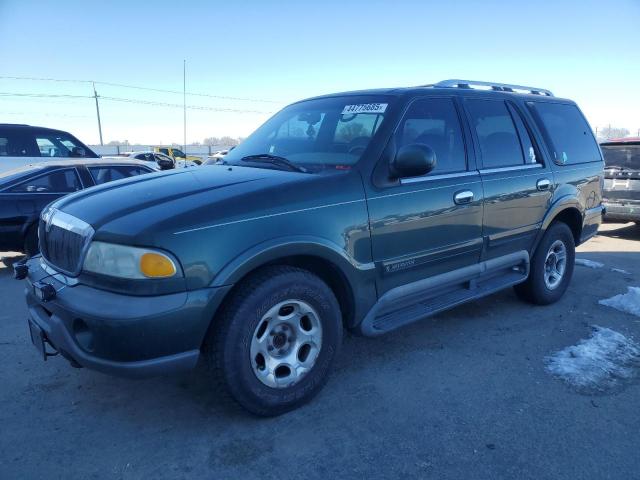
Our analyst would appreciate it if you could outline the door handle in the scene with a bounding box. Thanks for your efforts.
[454,190,474,205]
[537,178,551,191]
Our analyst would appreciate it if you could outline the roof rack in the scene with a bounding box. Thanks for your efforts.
[427,79,553,97]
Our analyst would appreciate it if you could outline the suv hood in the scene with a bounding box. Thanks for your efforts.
[54,165,313,237]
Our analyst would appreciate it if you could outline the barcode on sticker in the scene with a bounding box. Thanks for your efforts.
[341,103,387,115]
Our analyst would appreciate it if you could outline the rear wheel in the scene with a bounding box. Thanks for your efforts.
[205,266,342,416]
[514,222,575,305]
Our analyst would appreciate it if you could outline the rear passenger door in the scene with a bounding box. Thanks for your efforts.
[367,97,483,295]
[463,98,553,259]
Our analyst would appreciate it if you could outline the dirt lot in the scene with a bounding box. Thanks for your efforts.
[1,223,640,480]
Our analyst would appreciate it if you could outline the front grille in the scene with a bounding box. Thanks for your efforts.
[39,209,94,276]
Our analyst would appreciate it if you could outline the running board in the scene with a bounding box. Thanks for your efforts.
[359,251,529,337]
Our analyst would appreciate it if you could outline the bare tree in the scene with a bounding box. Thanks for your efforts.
[219,136,240,146]
[599,126,630,140]
[203,137,221,145]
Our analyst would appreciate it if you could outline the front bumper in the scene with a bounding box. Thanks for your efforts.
[23,256,231,378]
[603,201,640,222]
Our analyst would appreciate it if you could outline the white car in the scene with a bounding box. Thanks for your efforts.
[0,124,99,174]
[204,148,234,165]
[102,151,198,171]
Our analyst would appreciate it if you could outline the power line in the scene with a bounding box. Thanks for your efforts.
[0,75,282,103]
[0,91,274,114]
[0,92,92,99]
[100,95,273,114]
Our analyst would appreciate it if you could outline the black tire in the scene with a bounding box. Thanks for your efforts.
[24,224,39,257]
[205,265,342,416]
[514,222,575,305]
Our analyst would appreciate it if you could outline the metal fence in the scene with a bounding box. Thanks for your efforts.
[89,144,234,157]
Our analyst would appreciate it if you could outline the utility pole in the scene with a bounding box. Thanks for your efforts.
[93,82,104,146]
[183,60,186,154]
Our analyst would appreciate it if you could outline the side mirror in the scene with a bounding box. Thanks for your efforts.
[390,144,437,179]
[70,146,86,157]
[157,159,174,170]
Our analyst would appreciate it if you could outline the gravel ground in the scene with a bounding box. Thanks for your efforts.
[1,223,640,480]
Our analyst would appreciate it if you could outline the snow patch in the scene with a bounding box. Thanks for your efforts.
[575,258,604,269]
[545,326,640,393]
[611,268,631,275]
[599,287,640,317]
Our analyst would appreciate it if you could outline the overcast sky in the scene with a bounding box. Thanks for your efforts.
[0,0,638,145]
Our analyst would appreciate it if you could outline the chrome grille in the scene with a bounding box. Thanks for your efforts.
[40,208,94,276]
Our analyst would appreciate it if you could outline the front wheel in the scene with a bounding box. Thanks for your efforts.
[514,222,575,305]
[205,266,342,416]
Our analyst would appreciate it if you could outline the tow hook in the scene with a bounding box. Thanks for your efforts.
[13,262,28,280]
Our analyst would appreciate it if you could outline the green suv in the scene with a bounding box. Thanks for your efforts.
[20,80,604,415]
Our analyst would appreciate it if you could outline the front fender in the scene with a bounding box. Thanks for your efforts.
[209,235,378,328]
[211,235,375,287]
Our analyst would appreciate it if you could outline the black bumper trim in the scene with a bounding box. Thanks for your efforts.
[28,303,200,378]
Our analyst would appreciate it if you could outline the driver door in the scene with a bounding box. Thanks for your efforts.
[365,97,484,295]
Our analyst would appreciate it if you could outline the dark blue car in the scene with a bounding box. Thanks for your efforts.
[0,159,155,255]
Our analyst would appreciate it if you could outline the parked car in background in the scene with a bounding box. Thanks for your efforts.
[600,138,640,224]
[204,148,231,165]
[102,151,176,170]
[152,146,203,165]
[0,124,99,174]
[0,159,155,256]
[21,80,603,416]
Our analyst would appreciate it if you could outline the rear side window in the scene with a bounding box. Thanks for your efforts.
[397,98,466,174]
[88,165,151,185]
[466,99,527,168]
[9,169,81,193]
[529,102,601,165]
[0,130,34,157]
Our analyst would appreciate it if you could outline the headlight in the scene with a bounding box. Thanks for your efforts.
[83,241,180,279]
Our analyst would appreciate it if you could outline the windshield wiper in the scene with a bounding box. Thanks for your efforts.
[241,154,308,173]
[605,165,626,171]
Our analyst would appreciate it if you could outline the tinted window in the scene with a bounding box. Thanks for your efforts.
[507,104,539,165]
[0,130,33,157]
[466,99,526,168]
[9,169,81,193]
[88,165,151,185]
[601,145,640,170]
[529,102,601,164]
[397,98,466,174]
[34,132,91,158]
[134,153,154,162]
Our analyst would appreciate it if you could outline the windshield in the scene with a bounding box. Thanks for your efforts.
[223,96,392,171]
[601,144,640,170]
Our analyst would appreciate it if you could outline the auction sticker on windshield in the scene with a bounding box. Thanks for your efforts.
[341,103,388,114]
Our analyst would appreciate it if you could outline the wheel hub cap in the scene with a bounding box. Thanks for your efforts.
[250,300,323,389]
[544,239,567,290]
